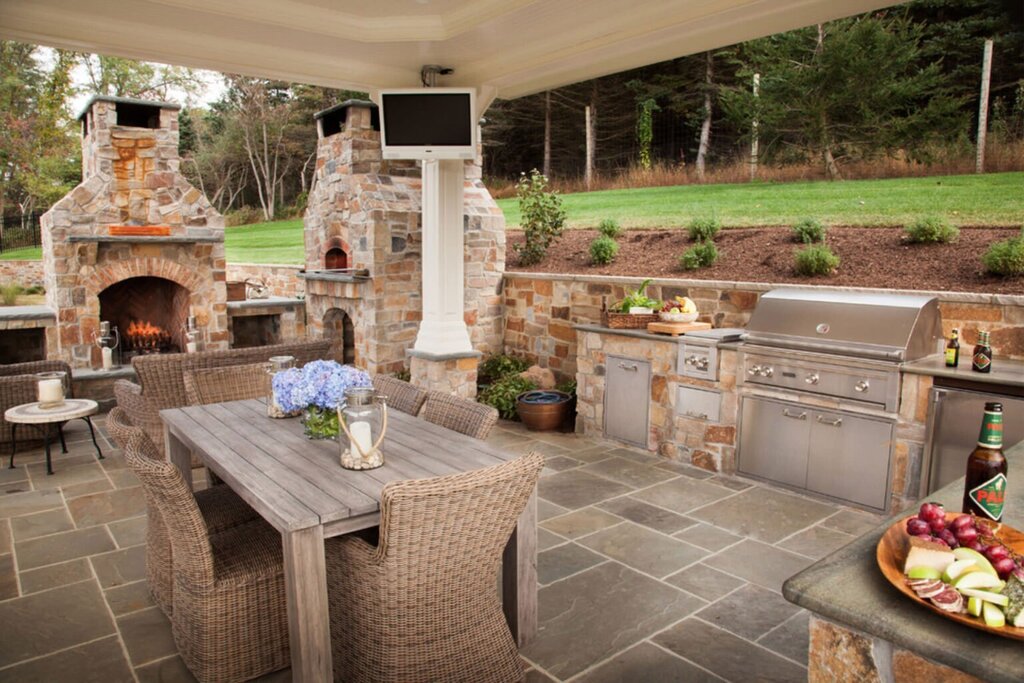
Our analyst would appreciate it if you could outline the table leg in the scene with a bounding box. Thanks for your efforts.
[282,526,332,682]
[43,424,53,475]
[8,425,16,469]
[82,417,103,460]
[58,423,67,454]
[163,424,193,491]
[503,488,538,647]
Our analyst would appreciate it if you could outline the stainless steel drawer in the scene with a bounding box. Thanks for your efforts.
[604,355,651,448]
[738,396,811,488]
[805,409,893,510]
[676,386,720,422]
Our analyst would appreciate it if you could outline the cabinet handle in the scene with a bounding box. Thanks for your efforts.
[782,409,807,420]
[685,410,709,419]
[618,363,638,372]
[854,380,870,393]
[816,415,843,427]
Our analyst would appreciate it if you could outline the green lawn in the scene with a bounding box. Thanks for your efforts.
[3,173,1021,265]
[498,172,1024,229]
[0,245,42,260]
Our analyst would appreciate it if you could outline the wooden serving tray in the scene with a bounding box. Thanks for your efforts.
[646,321,712,336]
[876,513,1024,640]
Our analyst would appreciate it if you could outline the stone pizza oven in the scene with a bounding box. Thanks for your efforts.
[40,96,228,368]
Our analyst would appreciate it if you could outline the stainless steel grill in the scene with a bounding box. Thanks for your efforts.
[736,288,943,512]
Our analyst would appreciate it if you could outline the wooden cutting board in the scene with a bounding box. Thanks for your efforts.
[646,321,712,336]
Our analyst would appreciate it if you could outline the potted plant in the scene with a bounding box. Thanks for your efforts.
[617,278,661,314]
[516,389,573,432]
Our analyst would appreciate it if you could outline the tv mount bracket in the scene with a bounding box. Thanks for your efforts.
[420,65,454,87]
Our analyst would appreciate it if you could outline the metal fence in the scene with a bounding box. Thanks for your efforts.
[0,212,43,254]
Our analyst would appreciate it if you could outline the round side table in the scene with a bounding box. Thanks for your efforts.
[5,399,104,475]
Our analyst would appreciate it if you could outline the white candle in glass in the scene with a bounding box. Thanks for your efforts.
[186,341,197,353]
[349,421,373,456]
[101,346,113,370]
[38,378,63,405]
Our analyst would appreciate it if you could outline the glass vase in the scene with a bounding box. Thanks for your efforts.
[267,355,299,418]
[302,406,339,440]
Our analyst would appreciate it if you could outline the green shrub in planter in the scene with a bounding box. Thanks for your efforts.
[597,218,622,239]
[679,240,719,270]
[687,216,721,242]
[589,235,620,265]
[905,216,959,244]
[0,283,23,306]
[478,374,537,420]
[795,245,840,276]
[791,218,826,243]
[478,354,529,385]
[982,228,1024,277]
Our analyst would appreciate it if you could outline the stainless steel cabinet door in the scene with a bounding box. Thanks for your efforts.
[806,410,893,510]
[604,355,651,448]
[738,397,812,487]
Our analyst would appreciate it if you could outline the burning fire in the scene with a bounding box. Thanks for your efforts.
[126,320,172,351]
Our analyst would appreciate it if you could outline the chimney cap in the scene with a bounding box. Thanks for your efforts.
[77,95,181,121]
[313,99,377,121]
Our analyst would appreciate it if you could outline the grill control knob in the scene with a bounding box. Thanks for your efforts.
[696,358,709,370]
[855,380,870,393]
[762,366,774,377]
[748,365,761,377]
[805,373,820,385]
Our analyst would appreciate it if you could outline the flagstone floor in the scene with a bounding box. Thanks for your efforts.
[0,415,885,682]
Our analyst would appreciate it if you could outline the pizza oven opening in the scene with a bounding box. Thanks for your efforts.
[324,246,349,270]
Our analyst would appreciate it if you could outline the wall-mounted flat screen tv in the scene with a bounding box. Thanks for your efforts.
[379,88,476,160]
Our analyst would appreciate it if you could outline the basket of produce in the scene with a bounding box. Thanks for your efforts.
[604,279,661,329]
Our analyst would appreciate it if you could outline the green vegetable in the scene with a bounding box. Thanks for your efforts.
[616,278,661,312]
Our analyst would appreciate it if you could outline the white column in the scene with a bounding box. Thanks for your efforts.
[414,158,473,355]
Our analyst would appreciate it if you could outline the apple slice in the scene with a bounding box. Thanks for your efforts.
[968,596,984,617]
[953,571,1004,591]
[982,602,1006,628]
[959,588,1009,607]
[941,558,977,583]
[952,547,998,577]
[907,566,942,580]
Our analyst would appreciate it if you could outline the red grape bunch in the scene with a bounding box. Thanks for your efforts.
[904,502,1022,579]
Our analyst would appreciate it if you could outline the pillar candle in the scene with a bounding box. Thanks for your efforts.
[349,421,373,456]
[38,378,63,405]
[186,340,197,353]
[101,346,113,371]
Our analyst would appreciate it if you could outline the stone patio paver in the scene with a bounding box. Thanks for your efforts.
[0,416,888,681]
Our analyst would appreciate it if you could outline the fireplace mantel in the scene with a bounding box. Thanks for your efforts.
[66,235,222,244]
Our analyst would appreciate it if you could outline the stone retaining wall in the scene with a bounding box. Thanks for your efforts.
[503,273,1024,378]
[226,263,304,298]
[0,261,44,287]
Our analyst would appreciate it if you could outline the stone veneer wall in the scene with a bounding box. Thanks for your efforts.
[226,263,304,299]
[0,261,44,288]
[504,273,1024,378]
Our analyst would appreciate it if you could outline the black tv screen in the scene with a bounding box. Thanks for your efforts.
[381,92,473,147]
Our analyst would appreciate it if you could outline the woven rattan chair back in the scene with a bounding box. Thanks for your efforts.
[0,360,73,397]
[371,375,427,416]
[105,407,141,449]
[421,390,499,440]
[183,362,270,406]
[123,433,215,587]
[113,379,165,456]
[1,361,74,448]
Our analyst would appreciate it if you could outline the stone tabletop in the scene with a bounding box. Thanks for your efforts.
[783,440,1024,683]
[4,399,99,424]
[902,355,1024,389]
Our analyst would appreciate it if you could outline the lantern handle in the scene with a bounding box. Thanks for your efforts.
[336,400,388,460]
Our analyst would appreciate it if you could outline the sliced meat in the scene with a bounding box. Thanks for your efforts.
[931,589,965,613]
[908,579,947,599]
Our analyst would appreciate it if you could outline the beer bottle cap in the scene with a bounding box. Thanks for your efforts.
[984,402,1003,412]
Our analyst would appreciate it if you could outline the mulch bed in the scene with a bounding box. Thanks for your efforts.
[506,226,1024,294]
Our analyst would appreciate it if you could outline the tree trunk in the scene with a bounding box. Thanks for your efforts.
[695,51,713,180]
[543,90,552,177]
[823,146,842,180]
[975,39,994,173]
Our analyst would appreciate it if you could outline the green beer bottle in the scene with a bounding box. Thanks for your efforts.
[962,402,1007,522]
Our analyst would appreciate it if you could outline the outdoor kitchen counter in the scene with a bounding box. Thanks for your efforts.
[573,323,743,350]
[784,439,1024,682]
[902,354,1024,389]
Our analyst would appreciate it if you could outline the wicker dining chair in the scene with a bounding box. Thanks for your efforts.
[371,374,427,416]
[421,390,499,440]
[183,362,271,406]
[122,433,289,682]
[107,408,258,618]
[1,360,73,451]
[324,450,543,683]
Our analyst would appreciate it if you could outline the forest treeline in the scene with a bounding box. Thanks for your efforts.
[1,0,1022,223]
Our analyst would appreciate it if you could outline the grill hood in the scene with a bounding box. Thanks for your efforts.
[744,289,943,362]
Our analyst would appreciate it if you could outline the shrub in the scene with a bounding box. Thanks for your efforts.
[0,283,23,306]
[225,206,265,227]
[514,170,567,265]
[23,284,44,295]
[791,218,827,243]
[556,378,577,396]
[478,374,537,420]
[393,369,411,382]
[589,235,619,265]
[679,241,719,270]
[597,218,622,239]
[687,216,721,242]
[982,228,1024,277]
[905,216,959,244]
[478,354,529,385]
[795,245,840,276]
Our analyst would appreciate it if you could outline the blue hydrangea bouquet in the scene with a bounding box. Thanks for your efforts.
[270,360,372,439]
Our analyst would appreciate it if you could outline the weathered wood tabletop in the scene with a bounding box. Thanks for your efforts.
[161,398,537,682]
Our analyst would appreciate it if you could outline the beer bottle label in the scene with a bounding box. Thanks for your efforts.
[973,351,991,370]
[945,348,957,365]
[978,410,1004,448]
[968,473,1006,521]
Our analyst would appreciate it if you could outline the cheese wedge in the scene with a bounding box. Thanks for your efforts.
[903,536,955,576]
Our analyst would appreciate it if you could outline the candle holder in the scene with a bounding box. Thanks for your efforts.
[93,321,120,371]
[36,371,67,409]
[337,387,387,470]
[183,315,202,353]
[266,355,299,418]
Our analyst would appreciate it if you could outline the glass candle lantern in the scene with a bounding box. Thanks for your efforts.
[266,355,297,418]
[36,371,66,409]
[338,387,387,470]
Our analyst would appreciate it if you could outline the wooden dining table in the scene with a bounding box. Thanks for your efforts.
[161,398,537,682]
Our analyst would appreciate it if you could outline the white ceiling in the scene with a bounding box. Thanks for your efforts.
[0,0,899,102]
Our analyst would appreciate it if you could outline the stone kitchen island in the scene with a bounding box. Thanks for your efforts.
[784,439,1024,682]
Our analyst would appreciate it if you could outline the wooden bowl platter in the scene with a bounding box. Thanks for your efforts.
[876,512,1024,640]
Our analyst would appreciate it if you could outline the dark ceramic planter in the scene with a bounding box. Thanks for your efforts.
[516,390,572,431]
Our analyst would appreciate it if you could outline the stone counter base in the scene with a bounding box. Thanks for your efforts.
[808,616,983,683]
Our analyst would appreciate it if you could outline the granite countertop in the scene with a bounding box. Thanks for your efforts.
[902,355,1024,389]
[784,440,1024,682]
[574,323,683,344]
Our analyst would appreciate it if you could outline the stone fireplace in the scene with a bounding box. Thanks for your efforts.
[40,96,228,368]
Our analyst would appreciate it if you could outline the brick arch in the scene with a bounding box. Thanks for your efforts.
[85,257,204,296]
[323,236,352,269]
